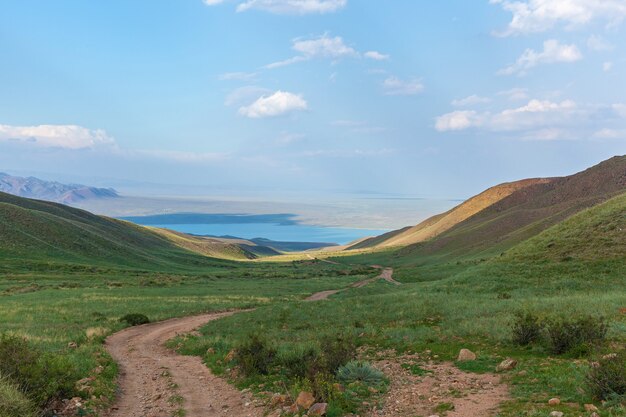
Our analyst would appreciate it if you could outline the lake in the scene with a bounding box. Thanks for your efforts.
[122,213,388,245]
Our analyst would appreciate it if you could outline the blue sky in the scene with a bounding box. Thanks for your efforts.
[1,0,625,199]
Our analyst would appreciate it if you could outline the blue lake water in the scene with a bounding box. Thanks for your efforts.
[122,213,388,245]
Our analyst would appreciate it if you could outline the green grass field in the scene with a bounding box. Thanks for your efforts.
[0,190,624,416]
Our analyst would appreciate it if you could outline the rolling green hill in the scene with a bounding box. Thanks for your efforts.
[367,156,626,261]
[0,192,239,271]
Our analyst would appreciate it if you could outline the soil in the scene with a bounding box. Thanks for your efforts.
[305,267,398,301]
[366,351,509,417]
[105,312,263,417]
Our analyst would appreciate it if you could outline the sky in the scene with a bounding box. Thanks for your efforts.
[1,0,625,199]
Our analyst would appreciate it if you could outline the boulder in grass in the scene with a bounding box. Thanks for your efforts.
[457,348,476,361]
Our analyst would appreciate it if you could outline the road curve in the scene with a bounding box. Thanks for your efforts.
[105,312,262,417]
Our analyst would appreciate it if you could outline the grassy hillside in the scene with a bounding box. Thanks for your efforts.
[0,192,236,271]
[350,178,552,249]
[394,155,626,260]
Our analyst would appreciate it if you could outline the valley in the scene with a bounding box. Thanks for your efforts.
[0,156,625,417]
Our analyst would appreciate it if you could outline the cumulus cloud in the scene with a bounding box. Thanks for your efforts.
[238,91,308,118]
[0,124,115,149]
[491,0,626,36]
[499,39,582,76]
[498,87,530,101]
[382,77,424,96]
[452,95,492,107]
[266,34,358,68]
[204,0,347,14]
[364,51,390,61]
[435,111,481,131]
[436,97,626,140]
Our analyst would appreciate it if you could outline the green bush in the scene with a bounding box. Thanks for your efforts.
[0,334,79,408]
[235,335,276,376]
[511,311,544,346]
[546,315,608,355]
[281,346,319,379]
[587,351,626,400]
[0,375,36,417]
[337,361,385,386]
[318,334,356,374]
[119,313,150,326]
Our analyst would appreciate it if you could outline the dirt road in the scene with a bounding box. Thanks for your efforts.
[305,267,398,301]
[105,312,262,417]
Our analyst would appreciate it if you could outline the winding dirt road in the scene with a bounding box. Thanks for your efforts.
[305,267,398,301]
[105,312,262,417]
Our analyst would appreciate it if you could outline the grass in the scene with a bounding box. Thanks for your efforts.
[0,186,625,416]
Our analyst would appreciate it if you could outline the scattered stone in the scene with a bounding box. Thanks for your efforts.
[308,402,328,416]
[206,348,215,354]
[549,412,563,417]
[295,391,315,410]
[584,404,599,412]
[591,413,600,417]
[496,358,518,372]
[602,353,618,360]
[68,342,78,349]
[548,398,561,406]
[270,393,288,407]
[333,383,345,392]
[457,349,476,361]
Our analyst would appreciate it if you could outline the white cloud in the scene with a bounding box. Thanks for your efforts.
[592,128,626,139]
[491,0,626,36]
[238,91,308,118]
[332,120,386,134]
[452,95,492,107]
[382,77,424,96]
[218,72,258,81]
[266,34,357,68]
[436,98,626,140]
[204,0,347,15]
[499,39,582,76]
[364,51,390,61]
[497,87,530,101]
[587,35,614,51]
[603,61,613,72]
[225,86,271,106]
[236,0,347,14]
[435,111,482,131]
[0,124,115,149]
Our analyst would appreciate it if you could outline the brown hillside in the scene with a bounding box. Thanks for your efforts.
[349,178,553,249]
[400,155,626,258]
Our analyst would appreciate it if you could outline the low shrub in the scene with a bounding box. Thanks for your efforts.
[0,334,79,408]
[318,334,356,374]
[546,315,608,355]
[119,313,150,326]
[0,375,36,417]
[235,335,276,376]
[511,311,544,346]
[337,361,385,386]
[587,351,626,400]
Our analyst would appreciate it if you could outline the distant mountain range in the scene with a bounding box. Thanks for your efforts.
[0,172,118,204]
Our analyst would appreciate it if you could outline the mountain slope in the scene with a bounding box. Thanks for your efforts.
[0,192,239,270]
[496,191,626,262]
[349,178,552,249]
[0,172,118,204]
[397,155,626,259]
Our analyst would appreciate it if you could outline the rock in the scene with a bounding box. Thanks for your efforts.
[224,349,236,363]
[206,348,215,354]
[548,398,560,406]
[295,391,315,410]
[270,393,288,407]
[591,413,600,417]
[549,412,563,417]
[308,402,328,416]
[457,348,476,361]
[602,353,618,360]
[68,342,78,349]
[584,404,598,412]
[333,383,345,392]
[496,358,518,372]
